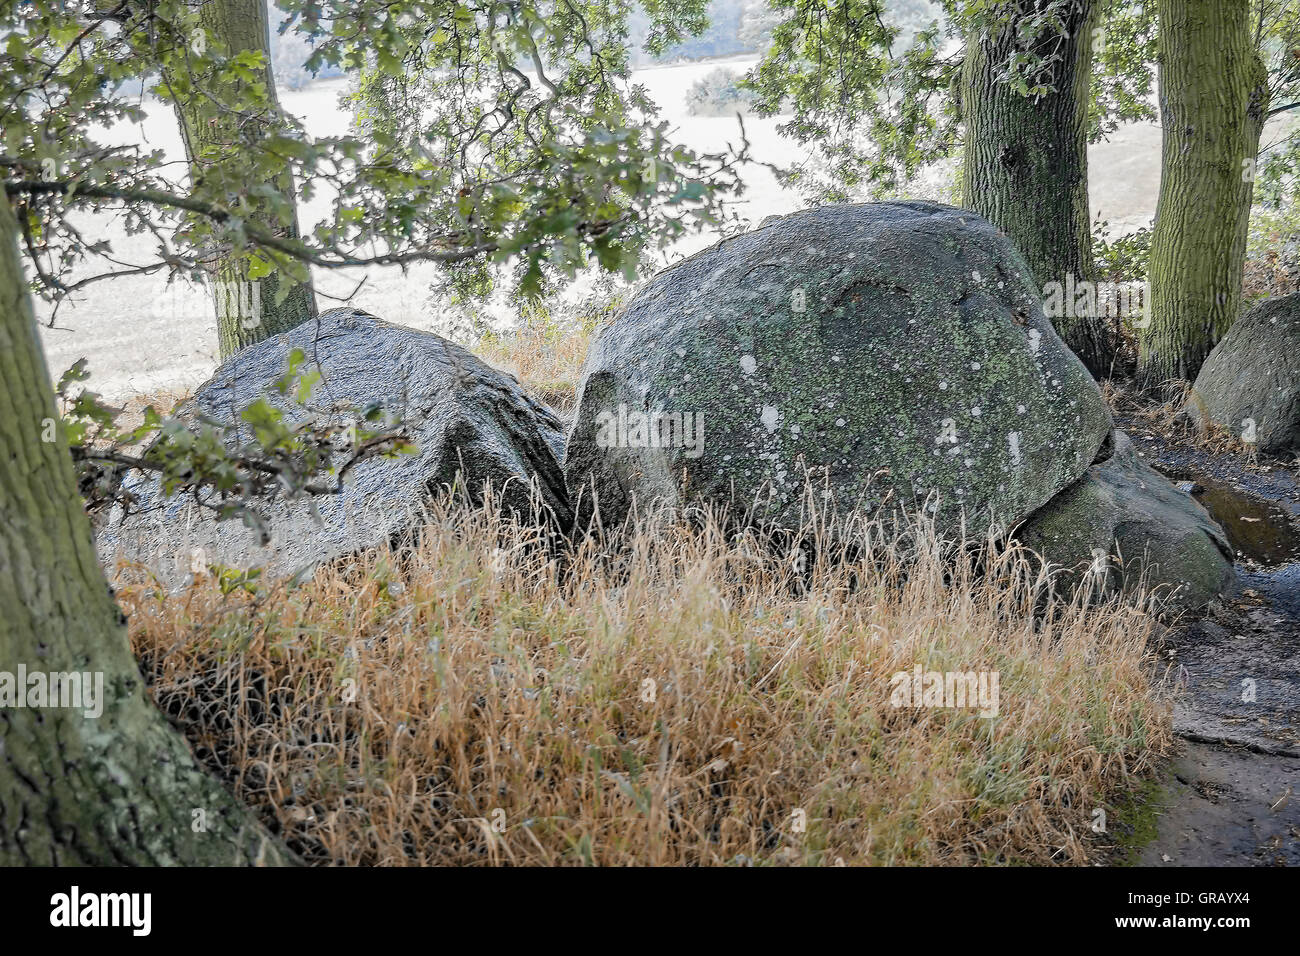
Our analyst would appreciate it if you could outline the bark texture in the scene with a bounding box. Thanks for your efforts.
[962,1,1104,376]
[1141,0,1269,385]
[0,196,293,865]
[169,0,316,358]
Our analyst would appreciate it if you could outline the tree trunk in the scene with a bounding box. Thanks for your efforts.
[1141,0,1268,386]
[169,0,317,359]
[962,0,1106,376]
[0,196,294,865]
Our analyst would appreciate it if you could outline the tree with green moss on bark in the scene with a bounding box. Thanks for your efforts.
[162,0,319,357]
[1139,0,1281,385]
[744,0,1300,384]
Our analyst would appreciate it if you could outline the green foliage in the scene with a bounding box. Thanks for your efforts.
[746,0,962,201]
[214,564,266,596]
[3,0,742,310]
[748,1,951,200]
[1257,0,1300,120]
[1201,3,1300,303]
[741,0,1121,202]
[333,0,746,301]
[1246,177,1300,301]
[1089,0,1158,140]
[1092,218,1152,283]
[623,1,718,60]
[742,0,1298,205]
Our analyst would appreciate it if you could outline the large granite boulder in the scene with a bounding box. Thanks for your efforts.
[565,201,1112,533]
[1188,293,1300,453]
[1017,431,1235,612]
[96,308,570,586]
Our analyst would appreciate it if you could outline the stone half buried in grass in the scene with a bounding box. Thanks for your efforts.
[94,307,571,588]
[564,200,1112,535]
[1187,292,1300,454]
[1016,430,1235,613]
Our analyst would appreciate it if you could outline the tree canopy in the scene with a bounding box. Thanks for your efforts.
[3,0,745,314]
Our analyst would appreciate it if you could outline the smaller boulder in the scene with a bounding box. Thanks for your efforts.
[1017,431,1234,612]
[1188,293,1300,453]
[95,308,570,587]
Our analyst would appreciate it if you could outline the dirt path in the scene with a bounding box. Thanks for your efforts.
[1136,741,1300,865]
[1117,413,1300,865]
[1139,574,1300,865]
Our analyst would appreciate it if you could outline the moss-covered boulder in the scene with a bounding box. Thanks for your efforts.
[1017,431,1235,611]
[564,201,1112,533]
[1188,293,1300,453]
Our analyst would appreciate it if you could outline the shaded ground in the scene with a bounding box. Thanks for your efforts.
[1116,410,1300,864]
[1136,742,1300,866]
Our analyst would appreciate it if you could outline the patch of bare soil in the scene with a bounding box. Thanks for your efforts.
[1137,742,1300,866]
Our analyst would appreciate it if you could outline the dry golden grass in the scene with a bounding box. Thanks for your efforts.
[1103,379,1254,460]
[472,300,611,413]
[116,495,1173,866]
[116,388,192,430]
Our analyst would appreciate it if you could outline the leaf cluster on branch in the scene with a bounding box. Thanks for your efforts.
[3,0,746,310]
[59,350,414,544]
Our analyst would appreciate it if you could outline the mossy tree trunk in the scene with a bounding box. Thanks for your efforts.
[962,0,1106,377]
[0,196,293,865]
[1141,0,1268,386]
[169,0,317,359]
